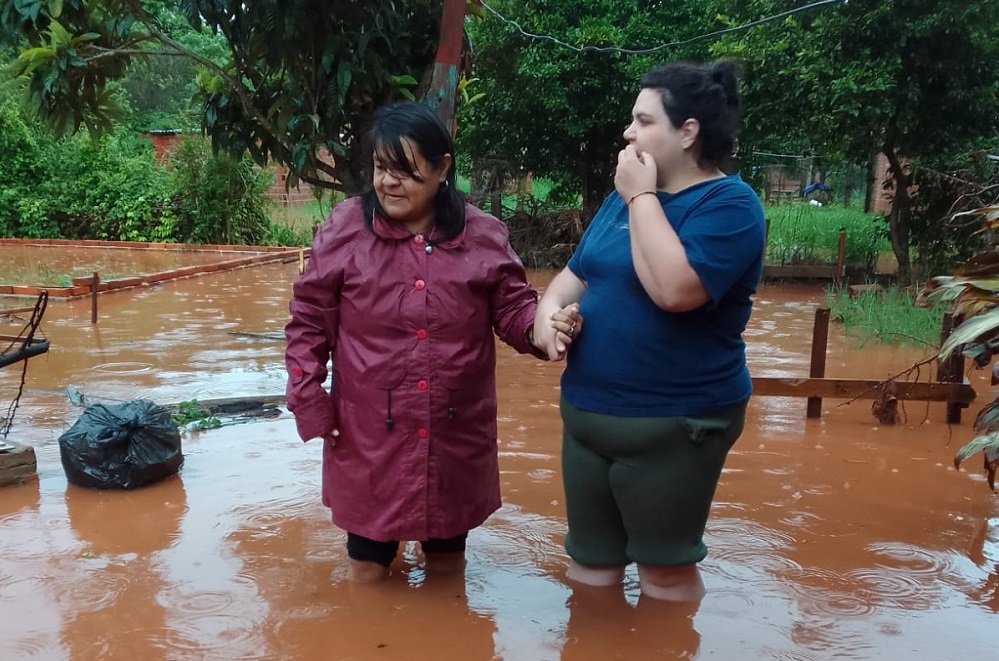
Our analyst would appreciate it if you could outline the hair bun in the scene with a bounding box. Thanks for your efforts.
[710,61,739,108]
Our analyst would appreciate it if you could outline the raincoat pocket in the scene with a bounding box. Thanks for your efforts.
[367,359,408,432]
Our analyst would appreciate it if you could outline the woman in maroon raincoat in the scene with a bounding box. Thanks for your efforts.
[285,102,581,582]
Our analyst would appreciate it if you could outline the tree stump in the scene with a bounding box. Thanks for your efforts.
[0,441,37,487]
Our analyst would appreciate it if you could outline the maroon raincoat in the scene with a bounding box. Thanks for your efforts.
[285,197,541,541]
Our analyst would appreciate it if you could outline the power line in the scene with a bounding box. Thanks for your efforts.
[478,0,849,55]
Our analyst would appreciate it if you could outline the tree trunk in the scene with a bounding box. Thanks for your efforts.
[424,0,465,134]
[579,129,617,224]
[883,145,912,284]
[864,154,877,213]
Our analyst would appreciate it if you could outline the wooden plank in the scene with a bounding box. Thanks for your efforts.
[752,377,976,404]
[807,308,830,418]
[0,442,37,487]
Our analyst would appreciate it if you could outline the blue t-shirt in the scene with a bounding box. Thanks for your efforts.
[561,175,766,416]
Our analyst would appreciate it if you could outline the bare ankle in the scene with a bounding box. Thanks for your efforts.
[637,563,705,602]
[566,560,626,587]
[348,559,389,583]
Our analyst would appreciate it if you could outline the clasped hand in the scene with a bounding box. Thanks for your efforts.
[534,303,583,362]
[615,145,658,202]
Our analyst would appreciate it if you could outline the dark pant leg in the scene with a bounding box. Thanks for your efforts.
[346,532,400,567]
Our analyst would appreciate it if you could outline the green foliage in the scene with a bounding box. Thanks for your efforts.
[905,143,999,281]
[171,399,221,429]
[765,202,887,268]
[259,222,313,248]
[0,98,173,241]
[166,137,272,245]
[3,0,449,194]
[713,0,999,282]
[458,0,721,220]
[825,286,943,348]
[0,98,287,245]
[917,198,999,488]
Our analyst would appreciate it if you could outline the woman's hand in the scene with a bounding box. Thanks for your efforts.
[543,303,582,361]
[615,145,658,202]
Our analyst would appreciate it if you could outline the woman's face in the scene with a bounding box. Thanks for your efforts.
[372,138,451,228]
[622,88,698,183]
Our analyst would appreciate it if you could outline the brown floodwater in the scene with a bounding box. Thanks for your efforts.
[0,245,271,286]
[1,264,997,660]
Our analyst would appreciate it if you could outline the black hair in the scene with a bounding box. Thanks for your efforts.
[640,61,740,170]
[362,102,465,243]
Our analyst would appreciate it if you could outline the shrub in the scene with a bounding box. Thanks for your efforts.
[167,138,272,245]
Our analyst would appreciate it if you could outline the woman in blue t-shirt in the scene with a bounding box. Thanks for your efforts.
[533,61,766,602]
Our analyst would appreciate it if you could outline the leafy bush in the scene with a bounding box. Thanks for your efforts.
[0,100,172,241]
[167,138,272,245]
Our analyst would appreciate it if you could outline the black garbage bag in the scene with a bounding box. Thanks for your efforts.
[59,400,183,489]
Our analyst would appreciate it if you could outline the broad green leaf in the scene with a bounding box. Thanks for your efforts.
[47,19,71,45]
[939,307,999,360]
[973,399,999,433]
[954,431,999,467]
[390,74,418,86]
[336,59,352,96]
[47,0,62,18]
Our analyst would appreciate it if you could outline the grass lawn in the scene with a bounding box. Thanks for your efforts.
[765,201,889,268]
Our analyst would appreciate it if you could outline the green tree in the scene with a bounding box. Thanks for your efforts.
[713,0,999,283]
[117,9,228,131]
[2,0,446,194]
[459,0,716,221]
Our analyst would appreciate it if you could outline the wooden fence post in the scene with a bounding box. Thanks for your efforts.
[91,271,100,324]
[834,227,846,284]
[937,313,965,424]
[807,307,831,418]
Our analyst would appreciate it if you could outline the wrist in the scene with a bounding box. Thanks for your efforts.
[627,190,658,206]
[525,325,550,361]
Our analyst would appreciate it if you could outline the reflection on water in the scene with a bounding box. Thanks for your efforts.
[0,245,267,285]
[1,267,997,659]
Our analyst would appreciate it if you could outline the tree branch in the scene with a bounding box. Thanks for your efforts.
[836,353,942,408]
[121,0,296,164]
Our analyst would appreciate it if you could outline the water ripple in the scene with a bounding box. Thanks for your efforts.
[868,541,954,574]
[847,567,933,609]
[92,361,153,374]
[51,564,132,611]
[777,566,878,617]
[166,590,237,614]
[705,519,802,585]
[0,636,58,660]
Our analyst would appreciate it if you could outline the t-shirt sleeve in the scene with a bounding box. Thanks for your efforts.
[680,186,766,304]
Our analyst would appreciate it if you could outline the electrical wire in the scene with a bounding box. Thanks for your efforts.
[478,0,848,55]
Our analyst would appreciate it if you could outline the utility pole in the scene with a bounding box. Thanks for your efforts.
[425,0,471,134]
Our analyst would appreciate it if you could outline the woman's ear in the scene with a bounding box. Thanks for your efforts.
[680,119,701,151]
[440,153,454,182]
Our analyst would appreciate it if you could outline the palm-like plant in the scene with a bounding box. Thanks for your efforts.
[918,203,999,488]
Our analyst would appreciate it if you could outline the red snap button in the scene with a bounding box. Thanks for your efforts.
[414,234,424,244]
[417,379,428,391]
[418,428,428,438]
[416,329,428,339]
[414,279,425,290]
